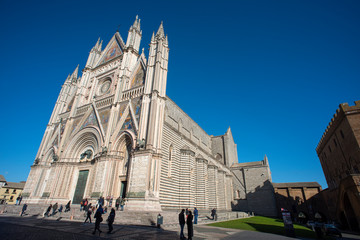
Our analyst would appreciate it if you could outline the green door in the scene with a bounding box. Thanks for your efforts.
[73,170,89,204]
[120,181,127,199]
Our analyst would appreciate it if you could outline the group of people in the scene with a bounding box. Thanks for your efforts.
[91,205,116,235]
[179,208,198,240]
[44,200,71,217]
[82,196,125,235]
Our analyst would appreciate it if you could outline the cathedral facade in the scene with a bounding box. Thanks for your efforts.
[23,17,275,213]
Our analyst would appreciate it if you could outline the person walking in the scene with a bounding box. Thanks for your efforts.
[179,209,185,240]
[52,202,58,216]
[120,198,125,211]
[107,208,116,234]
[58,205,63,214]
[115,197,120,210]
[194,207,198,224]
[84,205,93,223]
[187,210,194,240]
[65,200,71,212]
[93,205,104,235]
[21,204,27,216]
[44,204,52,217]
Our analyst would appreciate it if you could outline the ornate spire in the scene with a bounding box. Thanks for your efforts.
[133,15,141,32]
[155,21,165,39]
[151,32,155,42]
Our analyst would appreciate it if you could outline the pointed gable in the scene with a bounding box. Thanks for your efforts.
[130,65,145,89]
[101,39,122,64]
[80,111,99,130]
[121,112,134,131]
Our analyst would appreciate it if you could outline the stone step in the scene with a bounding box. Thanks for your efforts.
[0,204,250,226]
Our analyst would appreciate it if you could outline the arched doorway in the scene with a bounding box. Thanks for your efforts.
[116,133,133,199]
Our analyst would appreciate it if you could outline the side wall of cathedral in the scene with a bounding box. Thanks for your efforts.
[159,98,233,210]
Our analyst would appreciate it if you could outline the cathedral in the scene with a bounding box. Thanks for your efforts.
[23,17,276,214]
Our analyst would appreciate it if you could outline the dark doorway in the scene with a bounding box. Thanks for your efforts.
[120,181,127,199]
[73,170,89,204]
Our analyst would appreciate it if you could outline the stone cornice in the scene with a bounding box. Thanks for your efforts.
[196,158,208,164]
[180,148,195,156]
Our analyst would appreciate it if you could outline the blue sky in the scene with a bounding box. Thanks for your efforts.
[1,0,359,189]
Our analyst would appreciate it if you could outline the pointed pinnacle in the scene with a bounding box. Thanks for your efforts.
[156,21,165,38]
[151,32,155,42]
[95,37,100,48]
[72,65,79,78]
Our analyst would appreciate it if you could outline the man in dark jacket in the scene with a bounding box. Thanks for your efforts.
[179,209,185,239]
[93,206,104,235]
[107,208,116,233]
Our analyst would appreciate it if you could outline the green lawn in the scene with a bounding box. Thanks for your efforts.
[208,216,317,239]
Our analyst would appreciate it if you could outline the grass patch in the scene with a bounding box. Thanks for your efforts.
[208,216,317,239]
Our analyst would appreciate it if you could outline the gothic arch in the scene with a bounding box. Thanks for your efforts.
[112,130,137,153]
[63,127,102,161]
[43,147,56,165]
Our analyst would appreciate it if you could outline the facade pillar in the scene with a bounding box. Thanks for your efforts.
[195,158,208,209]
[207,164,218,209]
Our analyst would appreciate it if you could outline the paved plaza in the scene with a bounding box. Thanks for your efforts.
[0,214,360,240]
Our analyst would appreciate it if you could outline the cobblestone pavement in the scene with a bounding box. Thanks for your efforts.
[1,214,360,240]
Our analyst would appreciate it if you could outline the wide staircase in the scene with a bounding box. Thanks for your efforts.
[0,204,250,227]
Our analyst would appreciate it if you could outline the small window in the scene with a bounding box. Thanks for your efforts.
[340,130,345,139]
[12,189,16,194]
[5,189,9,193]
[10,196,14,200]
[333,139,337,147]
[168,145,173,177]
[328,146,332,153]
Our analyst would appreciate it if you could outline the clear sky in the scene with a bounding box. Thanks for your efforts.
[1,0,359,189]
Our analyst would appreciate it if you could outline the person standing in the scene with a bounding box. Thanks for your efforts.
[16,196,20,205]
[84,205,93,223]
[115,197,120,210]
[187,210,194,240]
[120,198,125,211]
[93,205,104,235]
[21,204,27,216]
[179,209,185,240]
[52,202,58,216]
[107,208,116,234]
[194,207,198,224]
[19,195,23,205]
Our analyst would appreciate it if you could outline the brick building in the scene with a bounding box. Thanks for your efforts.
[316,100,360,231]
[272,182,325,222]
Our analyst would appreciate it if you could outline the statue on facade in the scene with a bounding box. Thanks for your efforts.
[101,146,108,155]
[34,158,40,165]
[52,155,59,162]
[137,138,146,150]
[80,150,93,160]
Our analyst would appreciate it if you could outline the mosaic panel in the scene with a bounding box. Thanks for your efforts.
[118,103,127,123]
[80,111,99,130]
[72,118,81,133]
[121,113,134,131]
[67,97,75,112]
[102,40,122,64]
[131,97,142,125]
[99,108,110,133]
[130,67,145,89]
